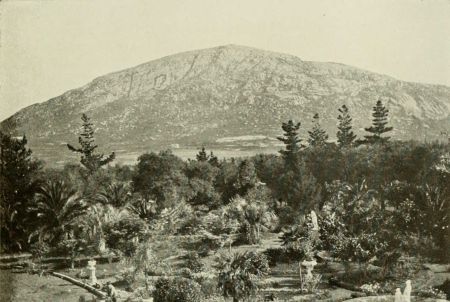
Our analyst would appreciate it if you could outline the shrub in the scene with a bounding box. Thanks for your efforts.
[215,251,270,302]
[153,277,202,302]
[192,272,218,298]
[104,216,148,256]
[184,251,203,273]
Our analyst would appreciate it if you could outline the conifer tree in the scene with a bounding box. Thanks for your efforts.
[363,99,393,144]
[277,120,303,168]
[336,105,357,147]
[208,151,219,167]
[67,114,115,174]
[308,113,328,147]
[196,146,209,162]
[0,132,41,251]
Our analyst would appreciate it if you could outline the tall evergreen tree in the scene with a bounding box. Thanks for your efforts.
[308,113,328,147]
[67,114,115,174]
[0,132,41,251]
[277,120,303,168]
[336,105,357,147]
[196,146,209,162]
[235,159,258,196]
[363,99,393,144]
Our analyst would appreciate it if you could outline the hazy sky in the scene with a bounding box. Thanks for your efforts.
[1,0,449,121]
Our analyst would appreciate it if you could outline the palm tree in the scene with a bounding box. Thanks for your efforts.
[226,196,277,244]
[95,182,131,208]
[216,251,270,302]
[28,180,88,244]
[82,203,127,253]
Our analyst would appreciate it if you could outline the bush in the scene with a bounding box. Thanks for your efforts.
[153,277,202,302]
[192,272,218,298]
[184,251,203,273]
[104,216,148,256]
[216,251,270,302]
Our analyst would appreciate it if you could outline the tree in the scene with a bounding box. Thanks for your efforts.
[235,159,258,196]
[0,132,41,252]
[67,114,115,174]
[277,120,303,169]
[308,113,328,147]
[363,100,393,144]
[337,105,357,147]
[132,150,189,210]
[226,192,277,244]
[196,146,209,162]
[208,151,219,167]
[28,180,88,245]
[216,251,270,302]
[95,182,131,208]
[184,160,220,209]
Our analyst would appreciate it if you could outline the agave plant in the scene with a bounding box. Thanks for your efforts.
[127,194,157,220]
[28,180,88,244]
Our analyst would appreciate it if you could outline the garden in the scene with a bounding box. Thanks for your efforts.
[1,102,449,301]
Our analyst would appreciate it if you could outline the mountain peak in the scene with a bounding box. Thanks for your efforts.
[3,46,450,164]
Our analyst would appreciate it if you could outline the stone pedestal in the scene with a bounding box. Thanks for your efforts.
[87,260,97,285]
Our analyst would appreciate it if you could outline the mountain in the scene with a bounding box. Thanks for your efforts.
[2,44,450,164]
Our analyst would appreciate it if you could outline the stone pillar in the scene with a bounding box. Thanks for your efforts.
[87,259,97,285]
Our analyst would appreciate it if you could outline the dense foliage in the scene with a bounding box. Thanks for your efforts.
[153,277,202,302]
[216,251,270,302]
[1,104,449,286]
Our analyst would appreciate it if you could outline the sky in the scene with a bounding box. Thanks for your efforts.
[1,0,450,121]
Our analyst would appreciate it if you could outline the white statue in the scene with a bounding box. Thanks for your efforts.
[87,259,97,285]
[301,259,317,279]
[394,280,411,302]
[403,280,411,302]
[310,210,319,231]
[394,288,402,302]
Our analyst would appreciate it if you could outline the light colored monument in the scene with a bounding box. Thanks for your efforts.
[394,288,402,302]
[403,280,411,302]
[310,210,319,231]
[301,259,317,279]
[87,259,97,285]
[394,280,412,302]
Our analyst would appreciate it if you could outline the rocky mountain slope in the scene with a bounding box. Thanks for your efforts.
[2,45,450,163]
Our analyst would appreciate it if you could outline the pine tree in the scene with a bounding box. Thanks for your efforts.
[0,132,41,251]
[363,99,393,144]
[196,146,209,162]
[67,114,115,174]
[308,113,328,147]
[208,151,219,167]
[277,120,303,168]
[336,105,357,147]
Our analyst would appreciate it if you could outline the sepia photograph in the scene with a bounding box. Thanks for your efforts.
[0,0,449,301]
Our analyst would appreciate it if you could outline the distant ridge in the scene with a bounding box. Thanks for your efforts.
[2,44,450,163]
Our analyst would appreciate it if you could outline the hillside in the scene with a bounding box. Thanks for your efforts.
[2,44,450,164]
